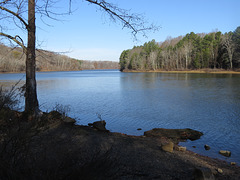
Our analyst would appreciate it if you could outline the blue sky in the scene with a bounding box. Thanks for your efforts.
[3,0,240,61]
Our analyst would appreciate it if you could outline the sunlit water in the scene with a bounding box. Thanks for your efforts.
[1,70,240,164]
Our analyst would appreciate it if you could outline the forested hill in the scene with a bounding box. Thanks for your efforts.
[120,26,240,71]
[0,44,119,73]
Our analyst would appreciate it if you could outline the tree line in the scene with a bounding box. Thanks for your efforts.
[0,44,119,72]
[120,27,240,71]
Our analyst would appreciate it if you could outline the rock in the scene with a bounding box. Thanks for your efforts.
[230,162,236,166]
[176,146,186,152]
[193,167,215,180]
[63,117,76,123]
[161,141,174,153]
[219,150,231,157]
[217,168,223,174]
[91,120,109,132]
[137,128,142,131]
[144,128,203,143]
[204,144,211,150]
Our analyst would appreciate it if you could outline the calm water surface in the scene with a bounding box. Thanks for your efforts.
[1,70,240,163]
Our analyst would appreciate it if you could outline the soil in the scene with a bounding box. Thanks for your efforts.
[0,109,239,180]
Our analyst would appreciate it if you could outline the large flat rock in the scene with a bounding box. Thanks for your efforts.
[144,128,203,143]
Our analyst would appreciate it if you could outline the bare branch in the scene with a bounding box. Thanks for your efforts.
[0,5,28,30]
[0,0,10,5]
[85,0,160,37]
[86,0,136,33]
[0,32,26,53]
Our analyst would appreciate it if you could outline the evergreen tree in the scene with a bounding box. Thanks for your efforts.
[232,26,240,67]
[119,28,240,71]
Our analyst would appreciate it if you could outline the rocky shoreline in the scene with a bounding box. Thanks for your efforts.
[0,109,239,179]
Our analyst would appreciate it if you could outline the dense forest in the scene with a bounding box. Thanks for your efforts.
[0,44,119,72]
[120,27,240,71]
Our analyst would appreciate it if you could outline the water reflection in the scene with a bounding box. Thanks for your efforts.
[119,72,240,162]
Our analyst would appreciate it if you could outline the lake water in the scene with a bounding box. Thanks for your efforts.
[0,70,240,164]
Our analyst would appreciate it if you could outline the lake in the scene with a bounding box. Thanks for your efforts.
[0,70,240,164]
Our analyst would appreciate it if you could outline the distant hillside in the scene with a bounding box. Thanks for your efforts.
[0,44,119,72]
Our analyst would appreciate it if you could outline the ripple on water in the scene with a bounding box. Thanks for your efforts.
[1,70,240,164]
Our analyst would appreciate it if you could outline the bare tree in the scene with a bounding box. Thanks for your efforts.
[222,33,235,69]
[0,0,38,115]
[0,0,159,117]
[183,41,192,69]
[25,0,38,114]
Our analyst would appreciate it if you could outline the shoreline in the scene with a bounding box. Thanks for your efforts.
[122,69,240,74]
[0,109,239,179]
[2,68,240,75]
[0,68,119,74]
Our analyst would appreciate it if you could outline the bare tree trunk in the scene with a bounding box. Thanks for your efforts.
[229,54,233,69]
[25,0,39,114]
[222,34,235,70]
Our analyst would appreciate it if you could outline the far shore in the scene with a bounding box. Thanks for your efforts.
[122,69,240,74]
[0,68,119,74]
[1,68,240,75]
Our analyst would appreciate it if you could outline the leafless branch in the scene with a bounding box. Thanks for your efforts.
[0,32,26,52]
[0,5,28,30]
[85,0,160,38]
[0,0,10,5]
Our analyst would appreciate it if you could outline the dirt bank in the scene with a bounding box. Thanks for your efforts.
[0,109,239,179]
[122,69,240,74]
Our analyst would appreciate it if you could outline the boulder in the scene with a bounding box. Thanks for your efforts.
[88,123,93,126]
[176,146,186,152]
[90,120,109,132]
[161,141,174,153]
[204,144,211,150]
[219,150,231,157]
[63,117,76,123]
[217,168,223,174]
[144,128,203,143]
